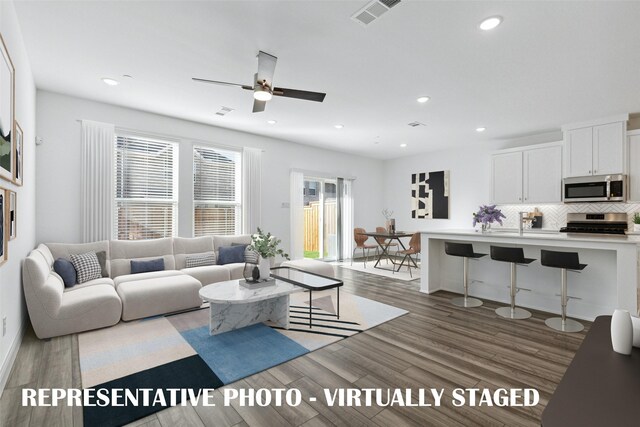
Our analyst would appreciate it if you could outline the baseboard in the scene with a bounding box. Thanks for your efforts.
[0,315,26,400]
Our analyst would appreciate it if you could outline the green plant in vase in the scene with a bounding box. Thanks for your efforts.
[633,213,640,232]
[249,228,290,280]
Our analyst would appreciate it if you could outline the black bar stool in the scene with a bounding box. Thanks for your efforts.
[445,242,487,308]
[540,250,586,333]
[490,245,535,320]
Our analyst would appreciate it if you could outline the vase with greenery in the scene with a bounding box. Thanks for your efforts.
[633,213,640,232]
[249,228,290,280]
[472,205,506,232]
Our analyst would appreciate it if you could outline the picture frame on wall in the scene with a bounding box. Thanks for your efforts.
[0,33,15,183]
[13,121,22,186]
[0,187,7,267]
[9,189,15,240]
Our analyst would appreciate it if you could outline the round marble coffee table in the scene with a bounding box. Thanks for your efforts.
[199,279,303,336]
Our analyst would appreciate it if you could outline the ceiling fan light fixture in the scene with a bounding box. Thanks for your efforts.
[253,88,272,102]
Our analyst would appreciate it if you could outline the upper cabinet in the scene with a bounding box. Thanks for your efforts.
[563,116,627,178]
[491,142,562,204]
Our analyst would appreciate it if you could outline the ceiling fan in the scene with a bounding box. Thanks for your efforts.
[193,51,326,113]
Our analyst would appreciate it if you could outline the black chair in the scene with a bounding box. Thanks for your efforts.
[490,246,536,320]
[540,250,586,333]
[445,242,487,308]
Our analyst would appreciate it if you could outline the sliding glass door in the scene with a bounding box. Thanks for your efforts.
[303,177,337,261]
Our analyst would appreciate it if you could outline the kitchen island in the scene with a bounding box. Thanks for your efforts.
[420,230,639,320]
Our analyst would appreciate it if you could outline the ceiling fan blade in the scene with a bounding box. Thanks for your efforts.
[272,87,326,102]
[256,51,277,88]
[192,77,253,90]
[252,99,266,113]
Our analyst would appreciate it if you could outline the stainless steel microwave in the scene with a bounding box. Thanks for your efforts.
[563,174,626,203]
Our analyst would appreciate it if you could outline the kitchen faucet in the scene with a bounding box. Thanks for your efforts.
[518,211,527,236]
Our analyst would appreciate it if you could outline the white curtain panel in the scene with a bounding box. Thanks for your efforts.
[242,147,262,234]
[289,170,304,259]
[81,120,115,243]
[341,179,355,259]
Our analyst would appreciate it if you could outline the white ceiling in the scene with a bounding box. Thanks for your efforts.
[13,0,640,159]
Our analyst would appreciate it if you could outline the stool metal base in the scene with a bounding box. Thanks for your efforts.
[545,317,584,333]
[495,306,531,320]
[451,296,483,308]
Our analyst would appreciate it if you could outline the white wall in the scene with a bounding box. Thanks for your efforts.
[383,132,563,233]
[0,1,37,396]
[35,91,384,253]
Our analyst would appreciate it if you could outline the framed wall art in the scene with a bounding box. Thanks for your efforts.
[411,170,450,219]
[0,187,7,266]
[0,33,15,183]
[13,121,22,185]
[9,189,15,240]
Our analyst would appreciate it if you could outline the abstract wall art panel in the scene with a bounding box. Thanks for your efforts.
[411,170,449,219]
[0,34,14,183]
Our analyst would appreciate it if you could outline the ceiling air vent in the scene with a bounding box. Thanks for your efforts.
[215,106,234,116]
[408,121,425,127]
[351,0,401,26]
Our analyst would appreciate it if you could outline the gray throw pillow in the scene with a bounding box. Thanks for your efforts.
[95,251,108,277]
[185,253,216,268]
[70,252,102,284]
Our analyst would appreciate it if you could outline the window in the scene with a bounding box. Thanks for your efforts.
[193,145,242,236]
[114,134,178,240]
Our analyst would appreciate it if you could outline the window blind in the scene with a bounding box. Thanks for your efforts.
[193,146,242,236]
[114,134,178,240]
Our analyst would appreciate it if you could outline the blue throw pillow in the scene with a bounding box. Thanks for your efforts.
[54,258,77,288]
[218,245,246,265]
[130,258,165,274]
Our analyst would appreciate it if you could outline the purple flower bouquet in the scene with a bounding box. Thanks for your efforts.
[472,205,506,230]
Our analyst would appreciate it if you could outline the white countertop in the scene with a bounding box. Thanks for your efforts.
[421,229,640,245]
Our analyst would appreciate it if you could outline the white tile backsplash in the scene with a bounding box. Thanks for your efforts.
[494,203,640,230]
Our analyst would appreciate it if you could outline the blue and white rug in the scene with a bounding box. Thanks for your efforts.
[78,290,407,426]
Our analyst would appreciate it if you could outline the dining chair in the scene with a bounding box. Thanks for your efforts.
[375,226,399,265]
[351,227,379,268]
[396,233,421,277]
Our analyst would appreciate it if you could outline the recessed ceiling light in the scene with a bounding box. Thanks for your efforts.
[479,16,503,31]
[476,127,486,132]
[101,77,119,86]
[400,143,407,148]
[416,96,430,103]
[334,124,344,129]
[267,120,277,125]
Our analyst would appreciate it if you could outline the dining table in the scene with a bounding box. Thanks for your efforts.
[360,231,415,272]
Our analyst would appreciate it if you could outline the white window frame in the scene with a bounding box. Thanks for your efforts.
[192,144,242,236]
[113,133,179,240]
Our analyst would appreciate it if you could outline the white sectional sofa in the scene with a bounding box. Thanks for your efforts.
[23,234,254,338]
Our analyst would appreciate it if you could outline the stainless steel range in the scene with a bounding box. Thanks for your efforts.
[559,213,628,235]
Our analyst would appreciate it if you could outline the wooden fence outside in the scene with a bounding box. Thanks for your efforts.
[304,200,336,252]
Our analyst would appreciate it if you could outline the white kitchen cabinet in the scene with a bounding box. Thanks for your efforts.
[523,145,562,203]
[492,151,523,204]
[627,131,640,202]
[492,142,562,205]
[563,118,626,178]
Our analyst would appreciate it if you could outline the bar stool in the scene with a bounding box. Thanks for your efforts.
[445,242,487,308]
[540,250,586,333]
[490,246,535,320]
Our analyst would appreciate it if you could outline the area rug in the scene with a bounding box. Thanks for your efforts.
[78,290,407,426]
[335,261,421,281]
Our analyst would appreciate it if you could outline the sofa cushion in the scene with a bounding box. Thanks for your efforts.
[116,275,202,321]
[114,270,185,288]
[110,238,175,278]
[173,236,215,270]
[131,258,165,274]
[213,234,251,251]
[37,244,55,268]
[218,245,246,265]
[281,259,335,278]
[70,252,102,284]
[181,265,230,286]
[225,262,247,280]
[63,277,115,292]
[185,253,216,268]
[54,258,77,287]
